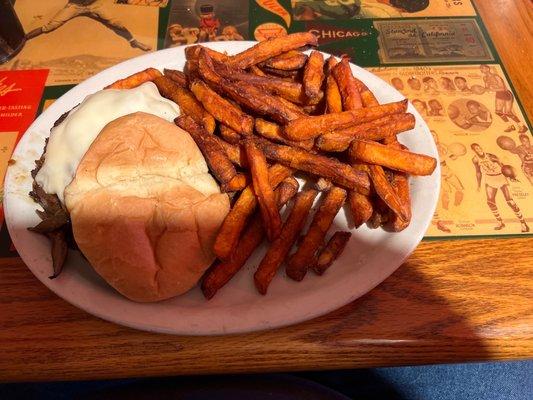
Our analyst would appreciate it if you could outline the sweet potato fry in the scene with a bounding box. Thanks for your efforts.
[313,231,352,275]
[213,58,321,106]
[221,173,249,192]
[287,186,347,281]
[325,73,343,114]
[198,51,305,124]
[368,164,408,222]
[202,179,298,299]
[263,50,308,70]
[213,164,293,260]
[332,58,362,110]
[316,113,415,152]
[348,190,373,228]
[215,137,247,167]
[348,163,373,228]
[256,138,370,194]
[260,66,300,80]
[254,189,318,294]
[355,78,379,107]
[153,76,216,134]
[190,80,253,135]
[368,197,390,229]
[244,139,282,241]
[303,50,325,100]
[284,99,408,140]
[325,55,338,72]
[163,68,187,87]
[279,176,300,198]
[382,136,411,231]
[219,124,242,144]
[389,171,411,231]
[350,140,437,176]
[228,32,318,69]
[105,68,162,89]
[175,115,236,184]
[302,102,325,115]
[184,60,200,82]
[315,177,332,192]
[249,65,267,76]
[215,62,308,105]
[255,118,314,150]
[185,44,229,62]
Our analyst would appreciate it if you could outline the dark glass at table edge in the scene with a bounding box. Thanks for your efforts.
[0,0,26,64]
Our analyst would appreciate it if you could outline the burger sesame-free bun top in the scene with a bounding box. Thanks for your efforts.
[64,112,230,302]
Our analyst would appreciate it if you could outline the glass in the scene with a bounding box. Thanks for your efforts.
[0,0,26,64]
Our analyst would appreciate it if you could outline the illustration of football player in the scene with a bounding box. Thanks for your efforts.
[471,143,529,232]
[479,64,527,133]
[198,4,220,42]
[25,0,151,51]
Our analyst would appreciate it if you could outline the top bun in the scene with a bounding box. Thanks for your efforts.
[64,112,230,302]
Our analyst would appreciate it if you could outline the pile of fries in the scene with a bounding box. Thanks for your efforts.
[109,33,436,298]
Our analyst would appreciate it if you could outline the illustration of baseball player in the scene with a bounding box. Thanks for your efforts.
[25,0,151,51]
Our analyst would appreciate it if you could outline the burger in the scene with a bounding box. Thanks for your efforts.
[29,81,230,302]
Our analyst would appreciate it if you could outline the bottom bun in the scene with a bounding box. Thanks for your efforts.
[64,112,230,302]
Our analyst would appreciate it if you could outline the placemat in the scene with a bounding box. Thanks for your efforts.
[0,0,531,259]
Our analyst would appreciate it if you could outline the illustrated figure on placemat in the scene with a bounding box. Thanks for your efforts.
[168,24,199,46]
[428,99,444,116]
[466,100,492,129]
[293,0,429,19]
[471,143,529,232]
[448,99,492,132]
[24,0,151,51]
[431,130,465,233]
[391,77,404,91]
[423,77,439,95]
[497,134,533,185]
[412,99,427,116]
[454,76,472,94]
[479,65,528,134]
[216,26,244,41]
[198,4,220,42]
[358,0,429,18]
[440,77,456,92]
[293,0,360,20]
[407,76,421,91]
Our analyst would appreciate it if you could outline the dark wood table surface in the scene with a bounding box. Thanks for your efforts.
[1,0,532,382]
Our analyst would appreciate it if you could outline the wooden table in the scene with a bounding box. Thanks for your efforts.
[1,0,532,382]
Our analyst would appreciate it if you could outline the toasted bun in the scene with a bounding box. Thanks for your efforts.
[64,112,230,302]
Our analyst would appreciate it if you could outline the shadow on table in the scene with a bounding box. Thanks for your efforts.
[288,225,492,368]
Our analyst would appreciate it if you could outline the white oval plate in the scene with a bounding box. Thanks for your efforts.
[4,42,439,335]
